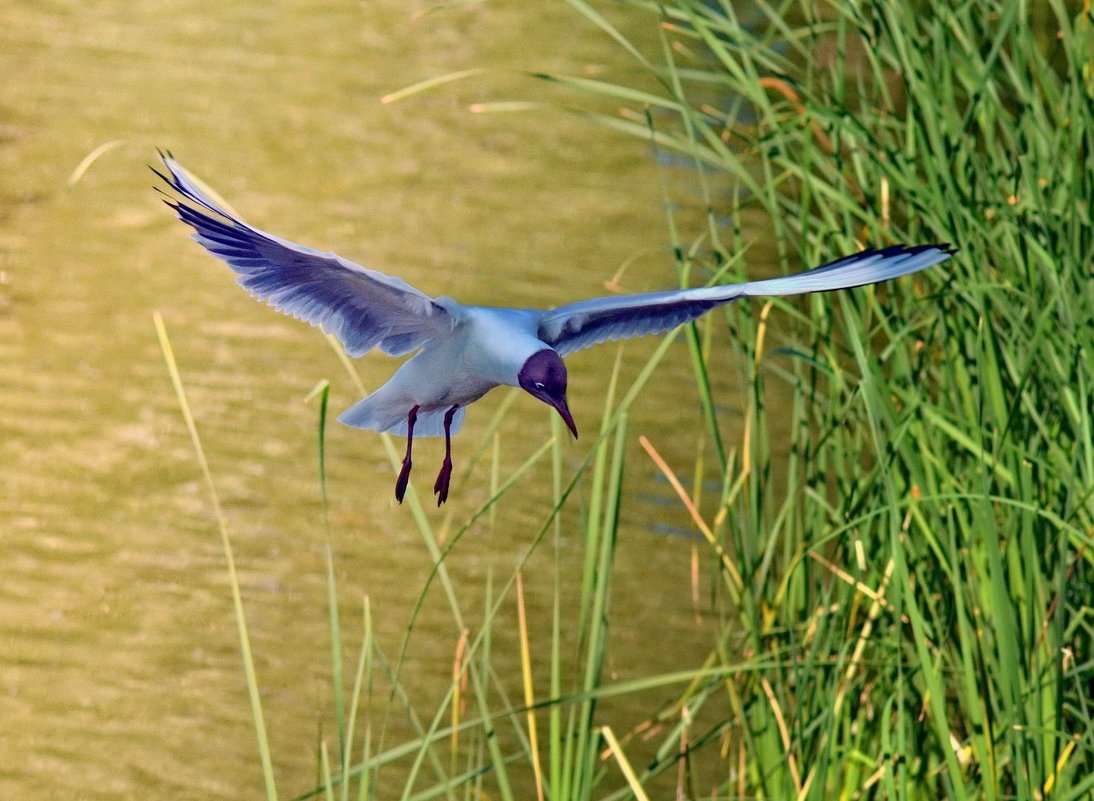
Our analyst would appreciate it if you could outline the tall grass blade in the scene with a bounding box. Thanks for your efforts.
[154,312,279,801]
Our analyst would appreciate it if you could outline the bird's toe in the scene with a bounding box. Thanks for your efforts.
[395,459,413,503]
[433,459,453,506]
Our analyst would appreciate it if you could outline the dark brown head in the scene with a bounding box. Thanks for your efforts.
[518,349,577,438]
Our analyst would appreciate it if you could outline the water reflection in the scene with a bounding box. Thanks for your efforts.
[0,2,743,798]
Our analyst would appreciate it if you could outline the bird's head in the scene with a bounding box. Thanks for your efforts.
[518,349,577,439]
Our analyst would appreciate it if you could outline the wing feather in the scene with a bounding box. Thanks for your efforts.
[538,244,953,355]
[157,155,455,357]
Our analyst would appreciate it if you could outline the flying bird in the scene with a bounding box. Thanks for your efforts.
[156,154,952,506]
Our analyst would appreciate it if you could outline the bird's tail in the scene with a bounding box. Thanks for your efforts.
[741,244,954,297]
[339,397,466,438]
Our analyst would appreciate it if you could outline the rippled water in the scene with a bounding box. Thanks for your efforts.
[0,2,758,798]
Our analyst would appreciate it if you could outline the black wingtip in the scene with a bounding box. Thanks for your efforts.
[878,242,956,257]
[875,242,957,261]
[149,149,179,182]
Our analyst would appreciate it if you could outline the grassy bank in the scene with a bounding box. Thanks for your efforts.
[165,1,1093,799]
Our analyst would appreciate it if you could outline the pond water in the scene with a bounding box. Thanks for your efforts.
[0,1,766,798]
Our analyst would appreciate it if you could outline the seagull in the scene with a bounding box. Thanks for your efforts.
[156,154,953,506]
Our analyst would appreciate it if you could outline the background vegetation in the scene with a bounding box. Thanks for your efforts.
[166,1,1094,798]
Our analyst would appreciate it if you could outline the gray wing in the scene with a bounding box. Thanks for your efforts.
[538,244,953,356]
[156,154,455,357]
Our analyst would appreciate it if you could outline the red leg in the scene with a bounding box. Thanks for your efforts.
[433,404,460,506]
[394,405,420,504]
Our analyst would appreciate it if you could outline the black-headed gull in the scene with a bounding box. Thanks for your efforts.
[156,155,952,505]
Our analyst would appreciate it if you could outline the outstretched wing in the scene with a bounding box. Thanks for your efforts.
[156,154,455,357]
[538,244,953,356]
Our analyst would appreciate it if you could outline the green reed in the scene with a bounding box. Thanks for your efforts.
[530,1,1093,799]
